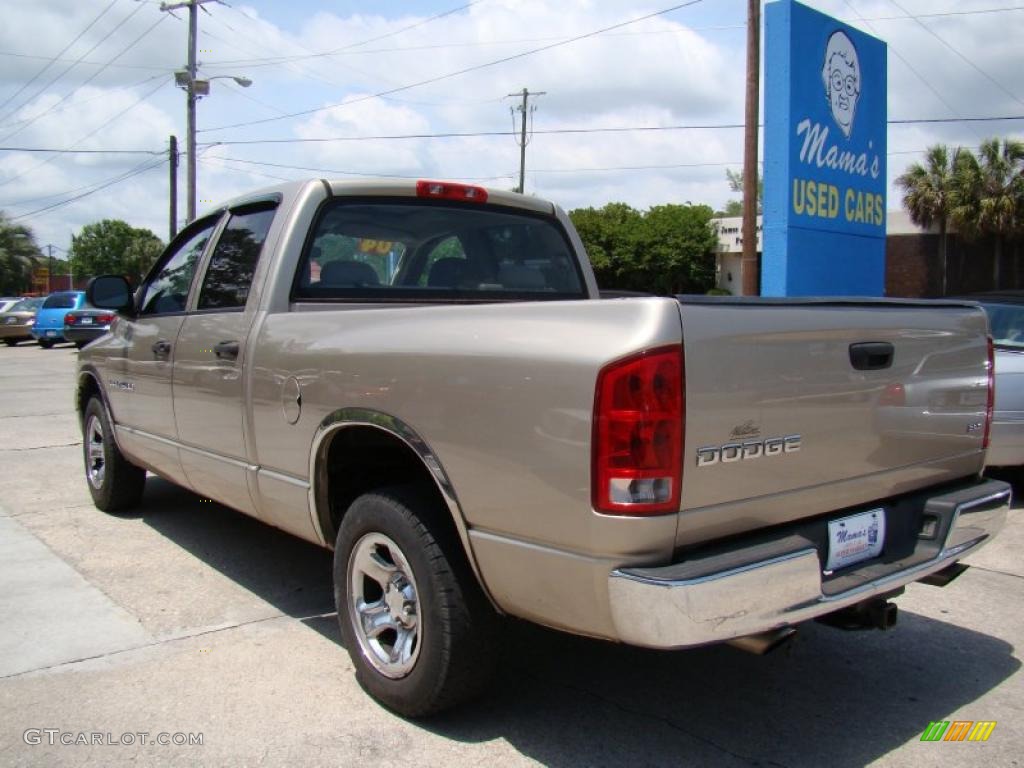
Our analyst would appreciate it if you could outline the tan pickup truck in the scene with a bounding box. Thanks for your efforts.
[77,179,1009,716]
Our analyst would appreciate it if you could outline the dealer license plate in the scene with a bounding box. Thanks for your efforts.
[80,317,93,324]
[826,508,885,571]
[45,330,57,337]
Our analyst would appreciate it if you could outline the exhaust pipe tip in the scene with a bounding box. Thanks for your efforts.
[727,627,797,655]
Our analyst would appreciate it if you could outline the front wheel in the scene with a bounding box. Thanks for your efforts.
[83,397,146,512]
[334,486,496,717]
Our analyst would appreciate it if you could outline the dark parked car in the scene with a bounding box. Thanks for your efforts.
[63,309,116,349]
[0,297,43,346]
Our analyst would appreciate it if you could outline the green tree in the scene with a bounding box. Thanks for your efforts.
[0,211,42,295]
[951,138,1024,289]
[68,220,164,285]
[569,202,718,294]
[896,144,962,295]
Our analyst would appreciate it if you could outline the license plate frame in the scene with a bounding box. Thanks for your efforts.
[826,508,885,572]
[80,317,93,325]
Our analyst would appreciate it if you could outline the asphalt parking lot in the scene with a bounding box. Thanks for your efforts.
[0,341,1022,767]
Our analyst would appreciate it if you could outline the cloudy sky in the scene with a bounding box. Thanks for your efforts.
[0,0,1021,251]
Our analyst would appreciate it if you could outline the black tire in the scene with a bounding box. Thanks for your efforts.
[82,396,146,512]
[3,339,16,347]
[334,486,497,717]
[37,339,54,349]
[74,341,87,349]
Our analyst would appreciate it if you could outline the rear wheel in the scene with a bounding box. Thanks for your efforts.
[83,397,146,512]
[3,339,16,347]
[37,339,54,349]
[334,486,496,717]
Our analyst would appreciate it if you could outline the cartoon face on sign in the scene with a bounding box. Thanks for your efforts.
[822,30,861,138]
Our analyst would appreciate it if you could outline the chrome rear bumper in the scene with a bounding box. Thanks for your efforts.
[608,479,1010,649]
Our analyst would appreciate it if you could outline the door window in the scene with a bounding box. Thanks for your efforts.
[139,220,218,315]
[197,206,277,310]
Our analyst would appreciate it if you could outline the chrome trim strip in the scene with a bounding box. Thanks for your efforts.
[607,480,1010,648]
[118,426,255,472]
[258,467,310,489]
[307,408,494,607]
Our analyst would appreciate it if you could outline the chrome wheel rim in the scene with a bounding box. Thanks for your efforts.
[85,414,106,490]
[348,532,422,679]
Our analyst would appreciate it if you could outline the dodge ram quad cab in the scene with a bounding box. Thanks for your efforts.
[77,179,1009,716]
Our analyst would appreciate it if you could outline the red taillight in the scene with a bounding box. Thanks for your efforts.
[879,382,906,407]
[983,336,995,449]
[97,313,115,324]
[593,346,683,515]
[64,313,77,325]
[416,180,488,203]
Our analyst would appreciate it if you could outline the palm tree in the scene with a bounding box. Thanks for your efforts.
[0,211,42,295]
[951,138,1024,289]
[896,144,961,295]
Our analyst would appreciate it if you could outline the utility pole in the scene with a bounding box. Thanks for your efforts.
[508,88,545,194]
[741,0,761,297]
[161,0,218,223]
[169,135,179,241]
[46,244,53,294]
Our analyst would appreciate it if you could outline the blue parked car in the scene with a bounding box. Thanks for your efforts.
[32,291,86,348]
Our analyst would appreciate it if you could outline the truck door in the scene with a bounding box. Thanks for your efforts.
[111,216,220,483]
[172,203,278,516]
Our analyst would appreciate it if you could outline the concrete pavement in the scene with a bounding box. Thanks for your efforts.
[0,341,1021,767]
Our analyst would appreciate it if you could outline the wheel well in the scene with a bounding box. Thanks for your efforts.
[320,426,458,550]
[76,372,101,424]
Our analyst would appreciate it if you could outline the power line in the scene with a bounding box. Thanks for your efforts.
[0,49,172,72]
[0,1,146,129]
[0,77,170,190]
[1,11,168,143]
[886,0,1024,110]
[0,146,161,155]
[198,6,1024,69]
[0,72,168,134]
[0,0,122,118]
[7,158,166,222]
[194,114,1024,148]
[199,0,707,133]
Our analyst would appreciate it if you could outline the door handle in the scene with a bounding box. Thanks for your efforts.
[214,340,240,360]
[849,342,894,371]
[151,340,171,358]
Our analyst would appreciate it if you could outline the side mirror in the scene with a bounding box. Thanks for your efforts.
[87,275,135,316]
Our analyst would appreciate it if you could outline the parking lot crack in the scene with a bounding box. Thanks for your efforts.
[0,611,313,681]
[0,441,82,451]
[968,564,1024,582]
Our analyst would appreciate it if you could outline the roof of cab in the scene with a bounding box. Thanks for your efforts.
[200,178,556,218]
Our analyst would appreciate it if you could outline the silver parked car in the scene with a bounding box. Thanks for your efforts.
[963,293,1024,467]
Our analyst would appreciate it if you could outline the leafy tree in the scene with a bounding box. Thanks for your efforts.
[951,138,1024,289]
[68,219,164,285]
[0,211,42,295]
[896,144,962,295]
[569,202,718,294]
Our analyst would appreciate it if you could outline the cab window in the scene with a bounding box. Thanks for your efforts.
[138,219,218,316]
[197,206,277,310]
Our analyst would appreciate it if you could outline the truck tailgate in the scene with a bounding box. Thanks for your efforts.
[676,298,990,547]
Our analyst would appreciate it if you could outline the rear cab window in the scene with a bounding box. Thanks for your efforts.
[293,200,585,302]
[42,293,81,310]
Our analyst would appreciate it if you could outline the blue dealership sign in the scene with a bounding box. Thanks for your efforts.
[763,0,887,296]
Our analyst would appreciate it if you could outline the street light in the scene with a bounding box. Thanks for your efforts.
[174,68,252,221]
